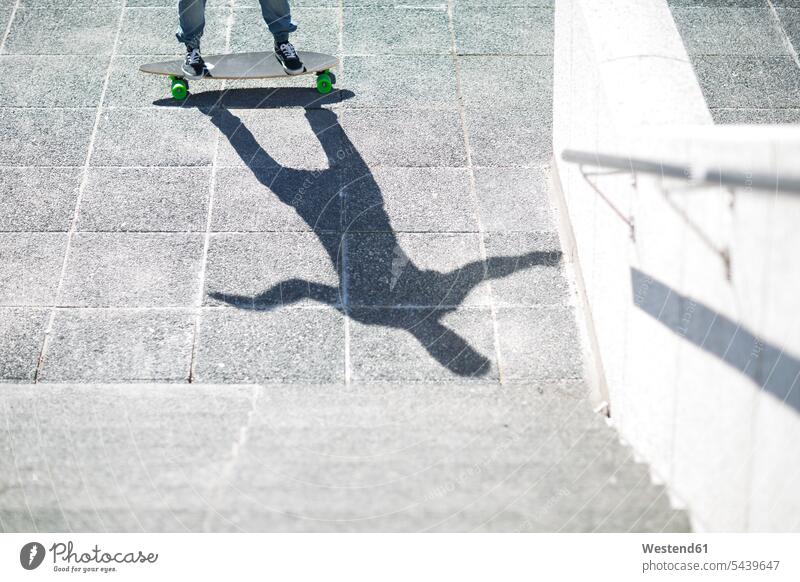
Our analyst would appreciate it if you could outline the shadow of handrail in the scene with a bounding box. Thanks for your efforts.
[631,268,800,413]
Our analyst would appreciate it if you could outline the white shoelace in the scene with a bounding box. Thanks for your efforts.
[278,43,297,59]
[187,48,202,64]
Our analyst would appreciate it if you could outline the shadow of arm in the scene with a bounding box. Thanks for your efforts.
[451,250,562,286]
[207,279,339,310]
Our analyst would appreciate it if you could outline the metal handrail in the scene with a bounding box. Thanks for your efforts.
[561,149,800,194]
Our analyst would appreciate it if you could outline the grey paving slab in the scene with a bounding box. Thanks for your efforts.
[474,166,556,232]
[0,509,210,533]
[39,309,194,382]
[193,308,345,383]
[1,6,121,55]
[454,6,553,55]
[216,108,346,169]
[348,308,498,382]
[91,108,218,166]
[0,233,66,306]
[204,232,343,308]
[0,384,254,520]
[459,55,553,108]
[0,108,95,166]
[0,55,108,106]
[0,445,235,514]
[59,233,205,307]
[117,7,228,55]
[181,0,336,6]
[209,385,594,526]
[17,0,124,5]
[126,0,231,6]
[212,166,343,232]
[668,1,766,6]
[344,167,478,233]
[208,392,682,530]
[345,233,489,307]
[0,382,688,532]
[693,55,800,108]
[341,109,467,167]
[0,2,13,39]
[465,107,552,167]
[712,107,800,123]
[342,6,451,55]
[776,8,800,55]
[0,308,48,382]
[77,167,211,232]
[343,0,444,5]
[0,167,81,232]
[230,7,339,54]
[339,55,458,109]
[484,232,567,307]
[455,0,554,5]
[671,7,787,56]
[496,307,583,382]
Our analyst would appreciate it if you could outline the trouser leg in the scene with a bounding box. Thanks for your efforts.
[258,0,297,43]
[176,0,207,49]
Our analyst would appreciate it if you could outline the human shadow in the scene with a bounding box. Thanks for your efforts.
[169,89,561,377]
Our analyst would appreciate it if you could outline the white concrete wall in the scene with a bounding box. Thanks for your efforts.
[553,0,800,532]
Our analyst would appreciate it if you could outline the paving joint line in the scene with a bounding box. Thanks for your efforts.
[201,383,264,531]
[188,0,239,383]
[0,163,558,171]
[32,1,129,384]
[2,303,570,311]
[766,0,800,71]
[0,0,21,54]
[0,230,561,235]
[445,0,505,384]
[336,0,353,386]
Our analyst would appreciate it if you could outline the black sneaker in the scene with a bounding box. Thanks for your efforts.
[181,47,207,79]
[274,40,305,75]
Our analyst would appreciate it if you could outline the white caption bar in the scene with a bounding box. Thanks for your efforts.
[1,533,798,581]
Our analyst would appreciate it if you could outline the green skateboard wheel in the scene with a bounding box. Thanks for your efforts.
[316,71,332,95]
[170,76,188,101]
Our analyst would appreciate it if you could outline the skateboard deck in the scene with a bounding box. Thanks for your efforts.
[139,51,339,100]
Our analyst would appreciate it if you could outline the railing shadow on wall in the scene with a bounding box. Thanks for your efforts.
[631,267,800,415]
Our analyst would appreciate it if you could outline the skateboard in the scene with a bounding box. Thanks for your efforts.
[139,51,339,101]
